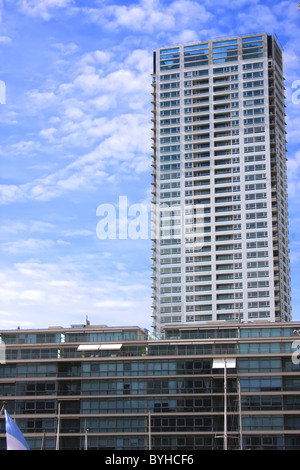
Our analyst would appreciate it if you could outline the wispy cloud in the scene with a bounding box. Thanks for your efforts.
[0,237,54,254]
[16,0,74,20]
[0,260,152,329]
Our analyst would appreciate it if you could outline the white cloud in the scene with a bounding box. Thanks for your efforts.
[25,90,57,114]
[61,229,94,237]
[287,150,300,199]
[51,42,79,56]
[172,29,199,45]
[77,50,111,69]
[0,238,54,254]
[283,47,300,80]
[287,150,300,176]
[39,127,57,140]
[79,0,212,34]
[63,106,84,120]
[69,113,151,169]
[82,0,174,33]
[90,94,116,112]
[19,289,45,301]
[0,184,25,205]
[8,43,151,159]
[0,260,152,329]
[236,4,279,32]
[0,107,150,204]
[10,140,41,155]
[0,35,11,43]
[17,0,74,20]
[56,170,105,191]
[0,219,55,239]
[113,1,175,33]
[0,220,27,235]
[169,0,212,24]
[29,221,56,233]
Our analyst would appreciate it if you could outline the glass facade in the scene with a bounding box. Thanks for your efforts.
[1,322,300,450]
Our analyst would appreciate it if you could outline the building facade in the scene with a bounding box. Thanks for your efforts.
[151,34,291,338]
[0,321,300,450]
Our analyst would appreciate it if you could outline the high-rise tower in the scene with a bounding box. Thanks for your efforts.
[151,34,291,338]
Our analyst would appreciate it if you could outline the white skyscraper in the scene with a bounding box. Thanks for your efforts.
[151,34,291,338]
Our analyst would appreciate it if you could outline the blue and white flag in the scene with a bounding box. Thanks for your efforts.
[5,410,29,450]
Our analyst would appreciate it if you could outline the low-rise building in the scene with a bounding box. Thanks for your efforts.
[0,321,300,450]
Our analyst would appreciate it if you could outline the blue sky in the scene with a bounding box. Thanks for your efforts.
[0,0,299,330]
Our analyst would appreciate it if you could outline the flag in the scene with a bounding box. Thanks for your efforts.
[5,410,29,450]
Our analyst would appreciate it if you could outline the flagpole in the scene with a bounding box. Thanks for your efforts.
[84,428,89,450]
[148,410,151,451]
[56,402,61,451]
[238,379,243,450]
[0,403,5,416]
[41,432,46,450]
[223,359,227,451]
